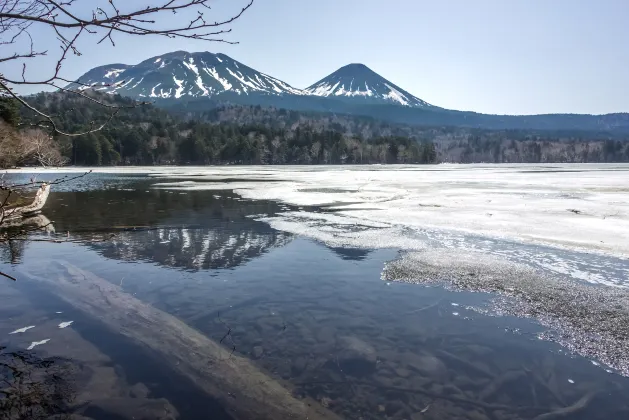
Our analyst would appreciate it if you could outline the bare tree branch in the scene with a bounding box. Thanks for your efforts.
[0,0,254,136]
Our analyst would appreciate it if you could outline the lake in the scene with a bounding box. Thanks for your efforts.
[1,166,629,420]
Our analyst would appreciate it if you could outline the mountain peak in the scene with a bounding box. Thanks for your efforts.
[305,63,432,108]
[67,50,304,99]
[67,50,431,108]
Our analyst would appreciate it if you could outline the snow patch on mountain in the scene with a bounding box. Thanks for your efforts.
[305,63,432,108]
[104,69,126,79]
[173,76,184,98]
[204,66,232,91]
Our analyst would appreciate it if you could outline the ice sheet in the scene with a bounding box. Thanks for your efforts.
[142,164,629,258]
[8,163,629,269]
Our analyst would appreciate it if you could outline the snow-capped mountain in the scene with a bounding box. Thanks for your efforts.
[67,51,303,99]
[305,63,432,107]
[67,52,435,109]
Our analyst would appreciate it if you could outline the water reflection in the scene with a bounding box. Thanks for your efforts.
[90,226,292,271]
[5,182,294,271]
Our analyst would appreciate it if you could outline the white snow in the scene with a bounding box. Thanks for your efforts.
[58,321,74,329]
[104,69,126,79]
[183,59,199,76]
[27,339,50,350]
[226,68,263,92]
[217,56,223,63]
[109,77,135,93]
[307,81,340,96]
[195,75,208,96]
[155,58,161,63]
[307,79,377,98]
[149,83,162,98]
[267,76,305,95]
[173,76,185,98]
[247,75,266,90]
[383,83,409,106]
[9,326,35,334]
[204,67,232,91]
[130,77,144,89]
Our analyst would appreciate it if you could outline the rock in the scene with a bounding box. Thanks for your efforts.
[130,382,150,398]
[336,336,377,376]
[252,346,264,359]
[408,353,447,379]
[385,401,406,416]
[83,397,178,420]
[394,367,411,378]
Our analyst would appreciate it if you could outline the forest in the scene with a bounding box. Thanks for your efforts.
[2,91,629,167]
[14,93,436,166]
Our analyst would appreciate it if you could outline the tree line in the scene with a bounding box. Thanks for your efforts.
[14,92,437,166]
[4,91,629,168]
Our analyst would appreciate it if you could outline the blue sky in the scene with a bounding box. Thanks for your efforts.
[4,0,628,115]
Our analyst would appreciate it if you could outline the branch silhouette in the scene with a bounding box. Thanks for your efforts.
[0,0,254,136]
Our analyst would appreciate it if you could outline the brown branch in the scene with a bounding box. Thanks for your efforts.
[1,0,254,136]
[0,271,16,281]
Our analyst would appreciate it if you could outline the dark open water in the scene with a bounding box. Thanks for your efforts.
[1,173,628,420]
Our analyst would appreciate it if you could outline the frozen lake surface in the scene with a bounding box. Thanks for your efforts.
[15,163,629,285]
[17,163,629,256]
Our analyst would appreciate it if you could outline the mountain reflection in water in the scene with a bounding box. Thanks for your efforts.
[42,182,294,271]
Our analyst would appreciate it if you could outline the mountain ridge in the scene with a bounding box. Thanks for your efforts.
[66,50,629,133]
[67,51,304,100]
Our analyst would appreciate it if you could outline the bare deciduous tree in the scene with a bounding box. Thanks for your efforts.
[25,128,68,166]
[0,120,67,166]
[0,0,254,135]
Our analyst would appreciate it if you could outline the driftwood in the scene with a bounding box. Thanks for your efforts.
[2,183,50,222]
[23,261,340,420]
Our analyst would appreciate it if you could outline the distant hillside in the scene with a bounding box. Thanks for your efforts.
[177,104,629,163]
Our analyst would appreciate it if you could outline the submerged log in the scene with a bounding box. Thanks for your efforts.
[2,183,51,221]
[23,261,340,420]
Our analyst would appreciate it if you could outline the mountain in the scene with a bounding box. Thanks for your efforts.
[66,51,303,100]
[305,63,432,107]
[66,51,629,134]
[67,52,435,108]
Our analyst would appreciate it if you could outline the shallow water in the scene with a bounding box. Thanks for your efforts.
[1,172,629,420]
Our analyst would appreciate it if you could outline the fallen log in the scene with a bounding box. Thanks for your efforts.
[22,261,340,420]
[2,183,51,222]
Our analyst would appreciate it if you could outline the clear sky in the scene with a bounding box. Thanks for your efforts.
[4,0,628,115]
